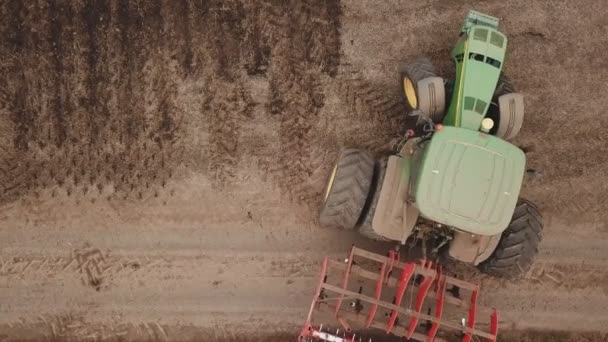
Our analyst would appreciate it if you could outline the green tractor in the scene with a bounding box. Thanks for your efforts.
[320,10,542,278]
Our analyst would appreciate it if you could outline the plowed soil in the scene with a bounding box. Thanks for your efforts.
[1,0,608,341]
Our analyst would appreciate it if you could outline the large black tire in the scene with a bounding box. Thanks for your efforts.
[358,158,389,241]
[319,149,375,230]
[478,199,543,279]
[400,58,445,123]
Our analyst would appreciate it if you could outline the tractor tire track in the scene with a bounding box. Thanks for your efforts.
[0,1,188,206]
[265,0,341,204]
[335,77,406,151]
[195,1,249,186]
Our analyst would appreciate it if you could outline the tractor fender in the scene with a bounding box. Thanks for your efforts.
[371,155,419,241]
[448,230,501,265]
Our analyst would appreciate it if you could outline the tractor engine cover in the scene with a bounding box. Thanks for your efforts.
[411,126,525,235]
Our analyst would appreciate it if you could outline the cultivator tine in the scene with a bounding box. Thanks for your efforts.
[299,256,329,339]
[434,265,442,293]
[407,262,435,339]
[300,247,498,342]
[338,316,352,333]
[462,287,479,342]
[427,277,447,342]
[386,262,415,333]
[385,249,399,284]
[366,256,387,328]
[488,309,498,342]
[335,247,355,316]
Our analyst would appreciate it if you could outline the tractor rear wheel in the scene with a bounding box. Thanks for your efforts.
[400,58,446,123]
[319,149,375,230]
[358,158,390,241]
[477,199,543,279]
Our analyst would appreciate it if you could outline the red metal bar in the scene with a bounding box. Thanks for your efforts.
[327,260,469,309]
[299,256,329,339]
[338,316,352,333]
[351,247,478,291]
[365,258,387,328]
[318,304,447,342]
[386,250,397,284]
[427,277,447,342]
[334,247,355,316]
[488,308,498,342]
[386,262,415,333]
[407,267,436,338]
[462,287,479,342]
[321,282,496,340]
[434,265,442,293]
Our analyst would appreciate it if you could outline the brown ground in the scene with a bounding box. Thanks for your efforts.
[1,0,608,341]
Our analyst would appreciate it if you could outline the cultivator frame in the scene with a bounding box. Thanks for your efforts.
[299,246,498,342]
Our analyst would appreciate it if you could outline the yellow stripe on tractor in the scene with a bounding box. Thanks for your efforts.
[454,40,469,127]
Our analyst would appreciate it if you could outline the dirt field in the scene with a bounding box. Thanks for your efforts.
[1,0,608,341]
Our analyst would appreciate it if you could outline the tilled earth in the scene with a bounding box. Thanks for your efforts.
[1,0,608,341]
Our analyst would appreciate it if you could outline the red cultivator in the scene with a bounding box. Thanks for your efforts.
[299,246,498,342]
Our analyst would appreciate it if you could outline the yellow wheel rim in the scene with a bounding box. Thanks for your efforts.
[324,164,338,202]
[403,77,417,109]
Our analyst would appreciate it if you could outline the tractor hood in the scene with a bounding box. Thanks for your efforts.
[411,126,525,235]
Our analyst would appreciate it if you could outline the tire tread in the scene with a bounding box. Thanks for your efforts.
[319,149,375,230]
[478,198,543,279]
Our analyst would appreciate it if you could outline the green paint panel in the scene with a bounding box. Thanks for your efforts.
[443,11,507,130]
[412,127,525,235]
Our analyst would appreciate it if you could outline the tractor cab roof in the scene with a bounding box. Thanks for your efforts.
[411,126,525,235]
[461,10,500,32]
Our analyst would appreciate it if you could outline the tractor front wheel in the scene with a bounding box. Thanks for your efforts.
[400,58,446,123]
[477,199,543,279]
[486,74,524,140]
[486,74,513,133]
[319,149,375,230]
